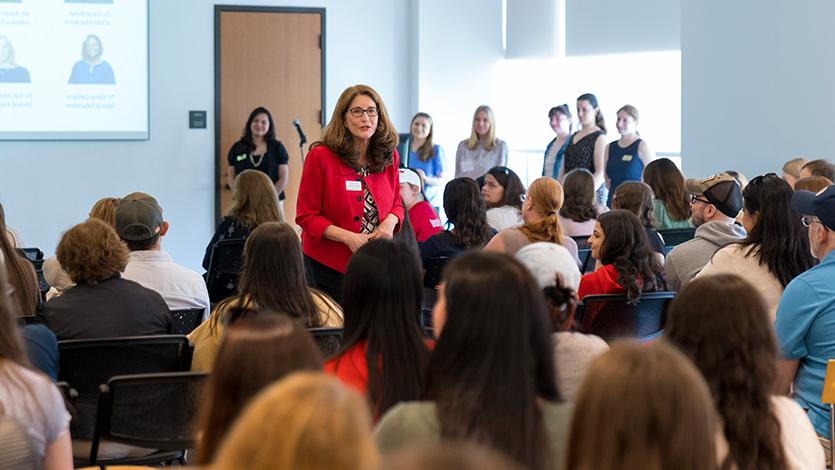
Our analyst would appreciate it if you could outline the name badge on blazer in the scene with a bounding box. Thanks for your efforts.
[622,155,633,162]
[345,180,362,191]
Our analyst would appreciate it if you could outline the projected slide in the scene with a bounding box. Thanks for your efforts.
[0,0,148,140]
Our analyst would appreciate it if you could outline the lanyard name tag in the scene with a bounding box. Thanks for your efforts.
[345,180,362,191]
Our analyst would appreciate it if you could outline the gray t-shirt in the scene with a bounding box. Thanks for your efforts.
[0,362,70,459]
[553,331,610,402]
[455,139,508,179]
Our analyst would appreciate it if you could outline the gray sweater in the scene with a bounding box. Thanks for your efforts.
[664,221,747,291]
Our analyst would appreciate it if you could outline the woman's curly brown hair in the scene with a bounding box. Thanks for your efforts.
[57,218,129,284]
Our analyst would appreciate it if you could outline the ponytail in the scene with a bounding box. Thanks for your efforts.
[595,109,607,134]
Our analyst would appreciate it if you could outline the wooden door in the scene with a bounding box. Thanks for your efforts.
[215,7,324,227]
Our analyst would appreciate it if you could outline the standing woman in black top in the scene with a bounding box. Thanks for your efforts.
[560,93,608,206]
[226,107,290,203]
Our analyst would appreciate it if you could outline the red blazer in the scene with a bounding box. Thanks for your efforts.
[296,145,404,273]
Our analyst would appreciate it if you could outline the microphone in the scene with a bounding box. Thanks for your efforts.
[292,119,308,145]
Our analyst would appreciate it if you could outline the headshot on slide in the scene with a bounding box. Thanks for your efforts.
[68,34,115,85]
[0,35,31,83]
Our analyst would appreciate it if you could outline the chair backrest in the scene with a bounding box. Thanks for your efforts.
[16,247,43,262]
[89,372,208,465]
[15,248,49,299]
[576,292,676,342]
[571,235,591,250]
[423,256,450,288]
[0,417,37,470]
[170,309,204,335]
[308,327,343,359]
[205,238,247,303]
[577,249,595,274]
[657,228,696,247]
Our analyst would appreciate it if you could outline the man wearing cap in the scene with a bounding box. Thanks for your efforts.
[775,185,835,438]
[399,168,442,243]
[116,192,211,322]
[663,173,746,291]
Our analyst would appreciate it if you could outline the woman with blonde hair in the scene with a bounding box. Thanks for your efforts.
[566,342,719,470]
[485,177,579,262]
[211,372,378,470]
[202,169,282,271]
[296,84,403,303]
[454,105,508,179]
[782,156,808,188]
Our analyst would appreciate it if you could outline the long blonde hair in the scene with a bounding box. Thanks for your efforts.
[211,372,379,470]
[466,105,497,151]
[519,177,565,245]
[228,170,283,228]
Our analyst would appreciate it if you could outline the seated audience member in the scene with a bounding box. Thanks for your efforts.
[202,169,282,271]
[393,200,420,251]
[0,202,40,316]
[210,372,378,470]
[189,221,342,371]
[43,196,120,300]
[516,242,609,402]
[399,168,442,243]
[642,158,692,230]
[375,252,570,470]
[325,239,430,417]
[384,442,525,470]
[116,193,210,321]
[800,158,835,181]
[610,181,665,254]
[698,174,814,319]
[667,274,824,469]
[775,185,835,439]
[566,343,718,470]
[794,175,832,193]
[558,169,605,237]
[20,324,59,381]
[195,315,323,465]
[0,254,73,470]
[578,210,666,304]
[483,166,525,231]
[783,156,809,188]
[420,178,494,263]
[485,177,579,264]
[40,218,171,339]
[664,173,746,291]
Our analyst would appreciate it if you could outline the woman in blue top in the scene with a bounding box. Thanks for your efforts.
[604,105,654,207]
[407,112,444,205]
[68,34,115,84]
[542,104,572,179]
[0,35,31,83]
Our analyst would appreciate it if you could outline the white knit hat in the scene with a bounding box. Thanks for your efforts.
[516,242,581,292]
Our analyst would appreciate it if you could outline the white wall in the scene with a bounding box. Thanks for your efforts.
[0,0,414,270]
[681,0,835,178]
[566,0,680,55]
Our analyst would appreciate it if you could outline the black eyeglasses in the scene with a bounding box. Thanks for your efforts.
[348,107,378,118]
[690,194,710,205]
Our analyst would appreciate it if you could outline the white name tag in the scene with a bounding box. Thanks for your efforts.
[345,180,362,191]
[622,155,633,162]
[460,160,475,172]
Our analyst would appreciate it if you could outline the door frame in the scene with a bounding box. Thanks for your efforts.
[213,5,326,224]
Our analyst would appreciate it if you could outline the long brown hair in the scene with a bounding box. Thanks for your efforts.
[212,222,336,331]
[0,252,28,365]
[666,274,787,470]
[0,202,39,315]
[410,112,436,162]
[612,181,657,229]
[443,178,493,248]
[314,84,398,173]
[560,169,597,223]
[519,177,565,245]
[227,170,282,229]
[567,342,718,470]
[642,158,691,221]
[195,315,323,464]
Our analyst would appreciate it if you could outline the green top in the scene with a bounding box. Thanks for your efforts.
[374,401,572,470]
[653,199,693,230]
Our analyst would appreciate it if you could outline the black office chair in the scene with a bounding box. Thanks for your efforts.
[308,327,344,359]
[58,335,193,441]
[204,237,247,303]
[571,235,591,250]
[86,372,208,467]
[16,248,49,299]
[170,308,204,335]
[657,228,696,247]
[578,249,595,274]
[575,292,676,342]
[422,256,450,289]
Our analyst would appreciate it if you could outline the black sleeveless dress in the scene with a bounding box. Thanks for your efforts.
[564,130,607,205]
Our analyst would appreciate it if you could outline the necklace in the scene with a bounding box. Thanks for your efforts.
[249,152,265,168]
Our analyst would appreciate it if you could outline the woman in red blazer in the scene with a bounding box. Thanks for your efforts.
[296,84,403,303]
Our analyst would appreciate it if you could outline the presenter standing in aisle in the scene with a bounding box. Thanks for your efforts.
[296,85,403,303]
[226,107,290,209]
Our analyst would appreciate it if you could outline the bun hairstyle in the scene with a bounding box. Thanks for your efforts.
[577,93,606,134]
